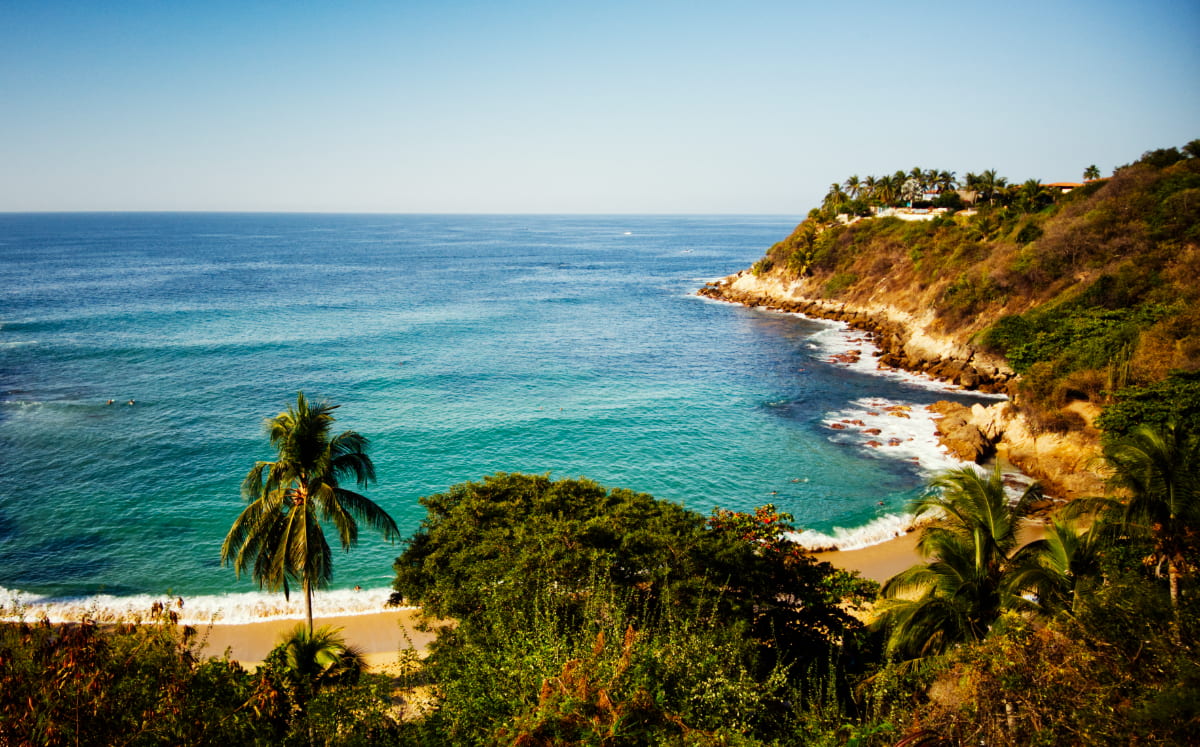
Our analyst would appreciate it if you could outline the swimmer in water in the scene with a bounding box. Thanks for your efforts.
[127,399,135,405]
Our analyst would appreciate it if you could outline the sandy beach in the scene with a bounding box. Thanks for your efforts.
[198,607,440,668]
[193,534,928,666]
[193,520,1047,667]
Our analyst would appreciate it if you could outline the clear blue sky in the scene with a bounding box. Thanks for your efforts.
[2,0,1197,213]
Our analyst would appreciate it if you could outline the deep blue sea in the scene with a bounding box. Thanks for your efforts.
[0,213,997,621]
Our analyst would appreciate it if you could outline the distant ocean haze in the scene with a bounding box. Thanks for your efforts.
[0,213,997,620]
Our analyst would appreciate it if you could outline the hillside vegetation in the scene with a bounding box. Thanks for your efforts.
[753,142,1200,436]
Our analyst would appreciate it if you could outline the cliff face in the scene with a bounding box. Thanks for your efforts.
[701,270,1014,392]
[699,269,1107,499]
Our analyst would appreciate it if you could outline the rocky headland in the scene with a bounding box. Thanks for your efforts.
[699,270,1107,500]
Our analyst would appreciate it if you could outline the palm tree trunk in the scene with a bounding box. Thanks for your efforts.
[304,577,314,636]
[1169,558,1181,608]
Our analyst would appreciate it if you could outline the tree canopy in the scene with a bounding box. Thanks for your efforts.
[390,473,874,662]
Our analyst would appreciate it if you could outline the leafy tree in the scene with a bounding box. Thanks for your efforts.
[222,393,399,634]
[874,466,1041,659]
[1138,146,1186,168]
[391,473,873,664]
[1084,164,1101,180]
[1096,371,1200,439]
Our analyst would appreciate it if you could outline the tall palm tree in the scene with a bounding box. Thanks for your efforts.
[862,175,879,203]
[823,182,848,213]
[979,169,1007,205]
[222,393,400,634]
[923,168,940,193]
[843,174,862,199]
[876,465,1041,659]
[1100,422,1200,608]
[1083,164,1101,181]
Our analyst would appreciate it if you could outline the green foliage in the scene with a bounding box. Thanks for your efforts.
[0,612,285,745]
[874,466,1042,660]
[262,624,366,714]
[391,474,873,663]
[1097,370,1200,438]
[823,271,858,297]
[413,578,794,745]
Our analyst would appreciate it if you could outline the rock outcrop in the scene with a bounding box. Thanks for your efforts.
[699,271,1014,394]
[699,270,1108,499]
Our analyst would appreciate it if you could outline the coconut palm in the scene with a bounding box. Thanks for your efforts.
[274,624,365,689]
[843,174,862,199]
[1100,421,1200,608]
[823,182,848,213]
[978,169,1008,205]
[1083,164,1101,181]
[1006,516,1106,619]
[876,465,1042,659]
[222,393,399,634]
[862,175,879,202]
[876,176,898,206]
[1017,179,1048,213]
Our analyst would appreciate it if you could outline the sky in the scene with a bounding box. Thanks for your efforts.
[1,1,1198,214]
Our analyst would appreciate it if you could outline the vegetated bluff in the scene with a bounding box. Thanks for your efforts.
[700,143,1200,498]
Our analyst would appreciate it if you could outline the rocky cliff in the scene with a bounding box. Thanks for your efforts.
[699,269,1107,499]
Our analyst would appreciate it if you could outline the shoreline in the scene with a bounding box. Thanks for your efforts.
[193,522,1044,667]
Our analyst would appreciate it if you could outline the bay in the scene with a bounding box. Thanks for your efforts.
[0,213,995,617]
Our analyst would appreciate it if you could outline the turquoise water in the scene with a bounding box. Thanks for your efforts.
[0,213,995,617]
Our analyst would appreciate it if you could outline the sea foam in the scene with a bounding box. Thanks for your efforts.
[0,586,410,626]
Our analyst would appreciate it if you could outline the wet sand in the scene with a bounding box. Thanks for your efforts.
[816,531,924,582]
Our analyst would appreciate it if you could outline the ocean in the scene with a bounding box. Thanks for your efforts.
[0,213,999,623]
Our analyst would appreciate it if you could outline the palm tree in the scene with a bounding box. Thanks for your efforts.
[876,465,1041,659]
[1100,422,1200,609]
[1018,178,1047,213]
[222,393,400,634]
[1006,516,1105,619]
[978,169,1008,205]
[862,175,879,203]
[876,176,898,206]
[923,168,940,193]
[274,624,365,690]
[1083,164,1101,181]
[823,182,848,213]
[843,174,862,199]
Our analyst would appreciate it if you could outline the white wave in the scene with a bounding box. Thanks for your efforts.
[806,317,1006,398]
[0,586,412,626]
[790,512,917,551]
[822,396,966,478]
